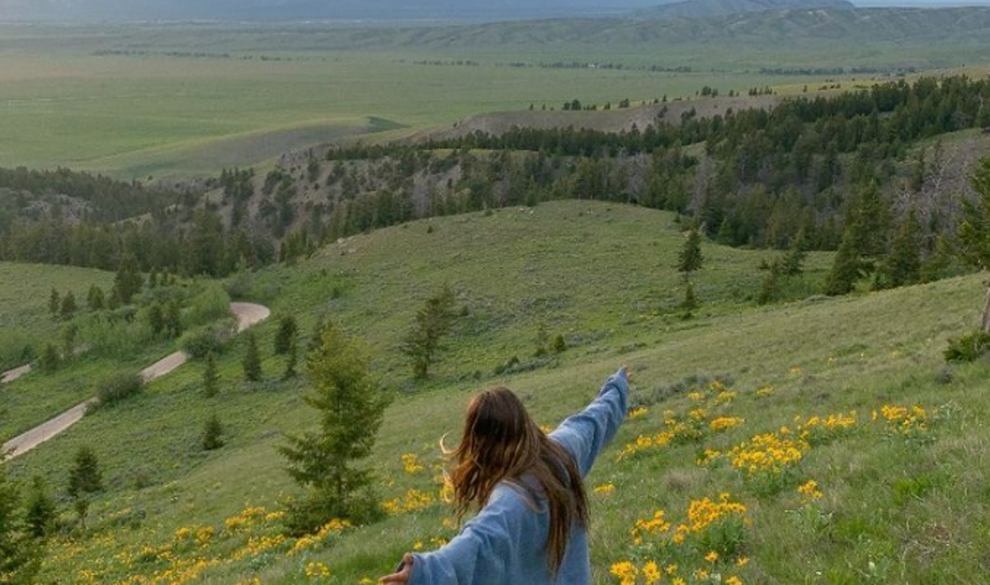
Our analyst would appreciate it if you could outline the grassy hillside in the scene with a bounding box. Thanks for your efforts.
[6,201,990,584]
[0,262,113,369]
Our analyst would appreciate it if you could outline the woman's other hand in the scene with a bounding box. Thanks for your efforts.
[379,553,414,584]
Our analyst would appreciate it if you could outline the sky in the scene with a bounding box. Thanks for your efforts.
[0,0,987,22]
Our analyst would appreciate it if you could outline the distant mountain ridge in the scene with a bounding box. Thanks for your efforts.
[0,0,662,22]
[635,0,855,19]
[180,6,989,49]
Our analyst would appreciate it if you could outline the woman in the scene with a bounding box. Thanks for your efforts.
[379,367,630,585]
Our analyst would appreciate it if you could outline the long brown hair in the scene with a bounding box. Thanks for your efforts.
[446,387,588,575]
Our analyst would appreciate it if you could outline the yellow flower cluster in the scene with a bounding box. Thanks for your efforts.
[290,519,352,555]
[594,483,617,495]
[715,391,738,404]
[728,431,808,476]
[755,385,774,398]
[610,561,639,585]
[223,506,269,533]
[402,453,425,474]
[305,561,331,578]
[709,417,745,432]
[797,480,823,502]
[696,449,721,466]
[382,489,437,515]
[629,407,649,419]
[873,404,928,435]
[229,534,287,562]
[796,412,857,444]
[630,511,671,545]
[681,493,748,535]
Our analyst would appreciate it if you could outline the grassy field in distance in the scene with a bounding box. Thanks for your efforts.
[3,22,986,177]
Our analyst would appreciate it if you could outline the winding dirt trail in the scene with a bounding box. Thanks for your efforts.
[1,303,270,461]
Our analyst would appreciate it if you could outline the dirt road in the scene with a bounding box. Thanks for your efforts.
[1,303,270,461]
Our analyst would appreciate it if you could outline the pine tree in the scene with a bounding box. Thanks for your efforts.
[164,299,182,338]
[68,447,103,499]
[283,338,298,380]
[402,285,458,379]
[758,267,781,306]
[782,231,808,276]
[48,288,60,318]
[24,476,55,539]
[920,234,960,283]
[86,285,105,311]
[678,229,704,274]
[60,291,77,320]
[202,414,225,451]
[39,343,61,373]
[0,467,40,582]
[825,225,863,296]
[280,324,386,533]
[307,316,326,353]
[203,352,219,398]
[112,252,143,306]
[62,323,78,356]
[552,334,567,353]
[274,315,298,355]
[242,332,262,382]
[148,303,166,337]
[883,208,922,288]
[957,158,990,332]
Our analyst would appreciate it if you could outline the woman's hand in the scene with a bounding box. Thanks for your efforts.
[379,553,414,584]
[620,365,632,383]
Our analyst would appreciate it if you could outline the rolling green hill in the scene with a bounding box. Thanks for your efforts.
[0,263,113,369]
[5,201,990,584]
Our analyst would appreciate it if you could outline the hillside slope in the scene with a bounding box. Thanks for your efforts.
[5,201,990,584]
[634,0,854,20]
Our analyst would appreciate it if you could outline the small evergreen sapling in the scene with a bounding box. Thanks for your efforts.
[202,414,225,451]
[60,291,77,320]
[280,324,387,533]
[243,332,262,382]
[24,476,56,538]
[48,288,60,318]
[274,315,298,355]
[203,352,219,398]
[68,447,103,498]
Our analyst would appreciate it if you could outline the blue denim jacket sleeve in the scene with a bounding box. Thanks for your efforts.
[549,368,629,476]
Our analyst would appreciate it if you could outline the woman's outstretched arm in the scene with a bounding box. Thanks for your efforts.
[378,487,524,585]
[549,367,630,477]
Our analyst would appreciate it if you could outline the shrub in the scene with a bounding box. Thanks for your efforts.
[944,331,990,362]
[38,343,61,373]
[180,318,237,359]
[94,371,144,408]
[184,284,232,328]
[0,329,34,370]
[80,314,154,358]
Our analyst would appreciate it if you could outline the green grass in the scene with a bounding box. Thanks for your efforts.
[3,22,985,177]
[8,201,990,584]
[0,262,112,370]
